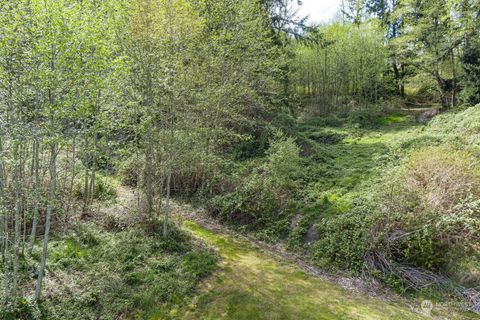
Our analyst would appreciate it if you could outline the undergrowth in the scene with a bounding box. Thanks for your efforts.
[4,217,217,320]
[196,105,480,313]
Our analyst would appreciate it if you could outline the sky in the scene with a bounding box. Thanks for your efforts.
[295,0,343,25]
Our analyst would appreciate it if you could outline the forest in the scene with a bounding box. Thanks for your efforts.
[0,0,479,319]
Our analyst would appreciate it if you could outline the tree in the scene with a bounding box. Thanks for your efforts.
[0,0,122,301]
[393,0,462,107]
[261,0,306,36]
[455,0,480,104]
[293,21,388,114]
[366,0,406,96]
[128,0,203,234]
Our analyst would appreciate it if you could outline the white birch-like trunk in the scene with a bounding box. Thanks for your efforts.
[35,144,57,300]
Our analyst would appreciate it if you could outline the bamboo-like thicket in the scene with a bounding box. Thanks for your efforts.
[293,22,389,114]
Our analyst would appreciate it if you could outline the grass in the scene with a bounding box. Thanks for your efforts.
[20,208,217,319]
[175,221,428,320]
[295,110,424,225]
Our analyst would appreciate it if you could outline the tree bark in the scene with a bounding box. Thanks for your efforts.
[82,134,89,217]
[29,139,40,253]
[451,51,456,107]
[35,143,57,300]
[145,125,153,217]
[0,137,8,298]
[89,130,98,206]
[163,170,172,239]
[65,135,77,217]
[13,144,21,294]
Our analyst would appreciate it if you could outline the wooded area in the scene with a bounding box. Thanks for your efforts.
[0,0,479,319]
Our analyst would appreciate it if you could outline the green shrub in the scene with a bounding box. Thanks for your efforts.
[306,129,346,144]
[51,238,88,268]
[73,174,117,201]
[306,142,480,292]
[312,208,372,271]
[272,113,297,135]
[118,154,144,187]
[42,221,217,320]
[207,133,301,232]
[0,297,43,320]
[367,145,480,287]
[287,202,323,249]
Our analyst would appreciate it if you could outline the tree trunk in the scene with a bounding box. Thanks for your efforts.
[89,128,98,206]
[20,144,27,256]
[2,216,8,299]
[392,61,405,98]
[82,134,89,217]
[145,126,153,217]
[35,144,57,300]
[451,51,456,108]
[163,170,171,239]
[435,73,450,109]
[65,135,77,217]
[0,137,8,298]
[13,144,21,294]
[0,137,5,255]
[29,140,40,253]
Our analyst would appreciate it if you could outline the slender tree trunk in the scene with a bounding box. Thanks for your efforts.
[393,62,404,98]
[65,135,76,216]
[21,144,27,256]
[0,137,5,255]
[435,70,450,109]
[157,175,164,218]
[163,170,171,239]
[89,130,98,205]
[29,140,40,253]
[0,137,8,299]
[145,125,153,217]
[35,143,57,300]
[2,215,8,300]
[82,134,89,217]
[12,144,21,295]
[451,51,456,107]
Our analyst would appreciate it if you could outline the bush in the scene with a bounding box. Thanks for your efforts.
[306,143,480,294]
[402,146,480,212]
[367,146,480,287]
[312,206,373,272]
[207,133,301,232]
[42,221,217,320]
[118,155,144,188]
[73,174,117,201]
[0,297,43,320]
[427,105,480,153]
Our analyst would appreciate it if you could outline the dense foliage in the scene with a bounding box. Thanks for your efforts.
[293,22,389,114]
[0,0,479,318]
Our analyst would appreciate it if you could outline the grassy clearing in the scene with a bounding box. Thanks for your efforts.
[299,111,422,197]
[176,221,428,320]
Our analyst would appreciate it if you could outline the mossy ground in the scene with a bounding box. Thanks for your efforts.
[175,221,428,320]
